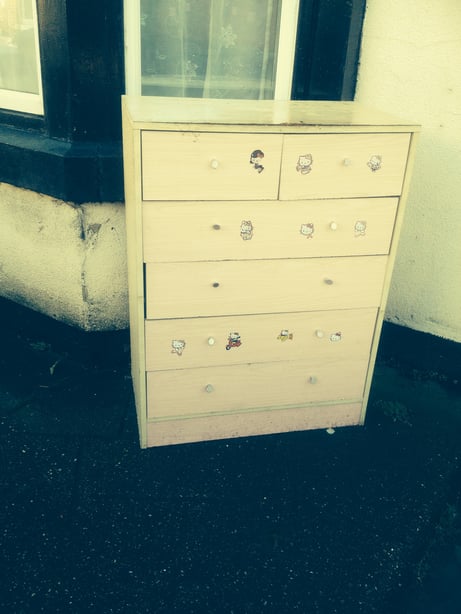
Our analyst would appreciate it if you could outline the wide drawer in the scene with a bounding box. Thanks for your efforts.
[146,356,369,419]
[280,133,410,199]
[145,308,377,371]
[143,198,398,262]
[145,256,388,319]
[141,131,282,201]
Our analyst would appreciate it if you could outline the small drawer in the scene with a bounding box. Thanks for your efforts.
[141,131,282,201]
[280,133,410,199]
[145,308,377,371]
[142,198,398,262]
[145,256,387,319]
[146,357,369,419]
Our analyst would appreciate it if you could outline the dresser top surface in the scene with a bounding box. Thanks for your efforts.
[122,96,420,133]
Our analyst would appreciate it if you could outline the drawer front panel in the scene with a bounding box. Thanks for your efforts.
[146,357,369,418]
[146,402,363,447]
[143,198,398,262]
[280,133,410,199]
[145,308,377,371]
[142,131,282,201]
[145,256,387,319]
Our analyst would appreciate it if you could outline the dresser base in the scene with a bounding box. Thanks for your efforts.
[144,402,362,448]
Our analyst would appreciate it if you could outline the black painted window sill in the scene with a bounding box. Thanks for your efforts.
[0,126,123,204]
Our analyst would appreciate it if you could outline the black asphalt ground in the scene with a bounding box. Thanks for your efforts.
[1,296,460,613]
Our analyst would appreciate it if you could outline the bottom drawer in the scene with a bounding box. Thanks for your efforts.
[146,402,363,447]
[146,357,369,419]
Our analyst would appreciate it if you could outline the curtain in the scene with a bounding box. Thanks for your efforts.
[140,0,281,99]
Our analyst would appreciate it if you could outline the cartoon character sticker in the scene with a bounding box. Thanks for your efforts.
[300,223,315,239]
[277,329,294,342]
[240,220,254,240]
[354,220,367,237]
[296,154,313,175]
[329,332,342,343]
[250,150,265,173]
[226,332,242,350]
[367,155,382,172]
[171,339,186,356]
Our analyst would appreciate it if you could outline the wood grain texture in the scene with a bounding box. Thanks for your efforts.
[142,198,398,262]
[145,308,377,371]
[146,357,369,418]
[145,256,388,319]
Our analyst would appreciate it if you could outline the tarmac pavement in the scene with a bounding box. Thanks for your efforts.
[1,297,460,614]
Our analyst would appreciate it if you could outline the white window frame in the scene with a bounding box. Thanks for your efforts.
[124,0,299,101]
[0,0,43,115]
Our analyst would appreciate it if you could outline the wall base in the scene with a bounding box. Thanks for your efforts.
[0,183,128,332]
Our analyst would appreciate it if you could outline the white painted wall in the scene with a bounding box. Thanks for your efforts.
[0,183,128,331]
[355,0,461,342]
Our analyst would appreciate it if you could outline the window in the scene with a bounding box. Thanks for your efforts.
[125,0,300,100]
[0,0,43,114]
[0,1,364,204]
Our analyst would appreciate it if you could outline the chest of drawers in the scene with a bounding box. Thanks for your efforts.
[122,96,419,448]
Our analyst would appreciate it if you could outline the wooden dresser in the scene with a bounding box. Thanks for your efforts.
[122,96,419,448]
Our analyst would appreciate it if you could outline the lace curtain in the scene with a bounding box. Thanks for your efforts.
[141,0,281,99]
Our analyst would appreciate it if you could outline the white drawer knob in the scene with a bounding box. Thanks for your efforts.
[323,278,334,285]
[210,159,220,169]
[315,329,325,338]
[205,384,214,393]
[308,376,318,384]
[208,337,215,346]
[329,221,338,231]
[212,224,221,230]
[343,158,352,166]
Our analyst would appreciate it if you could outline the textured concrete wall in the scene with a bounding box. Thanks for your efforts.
[356,0,461,342]
[0,183,128,331]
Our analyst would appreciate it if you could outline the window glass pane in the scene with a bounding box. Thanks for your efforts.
[140,0,281,99]
[0,0,40,95]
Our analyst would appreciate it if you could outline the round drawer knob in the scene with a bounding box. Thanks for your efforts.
[329,221,338,231]
[315,329,325,338]
[210,159,220,169]
[308,376,318,385]
[212,224,221,230]
[323,278,334,285]
[343,158,352,166]
[205,384,214,393]
[212,282,220,288]
[208,337,216,346]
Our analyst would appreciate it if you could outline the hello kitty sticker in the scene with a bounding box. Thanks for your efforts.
[296,154,313,175]
[277,329,294,342]
[354,220,367,237]
[300,223,314,239]
[367,155,382,172]
[250,150,265,173]
[226,332,242,350]
[171,339,186,356]
[240,220,254,240]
